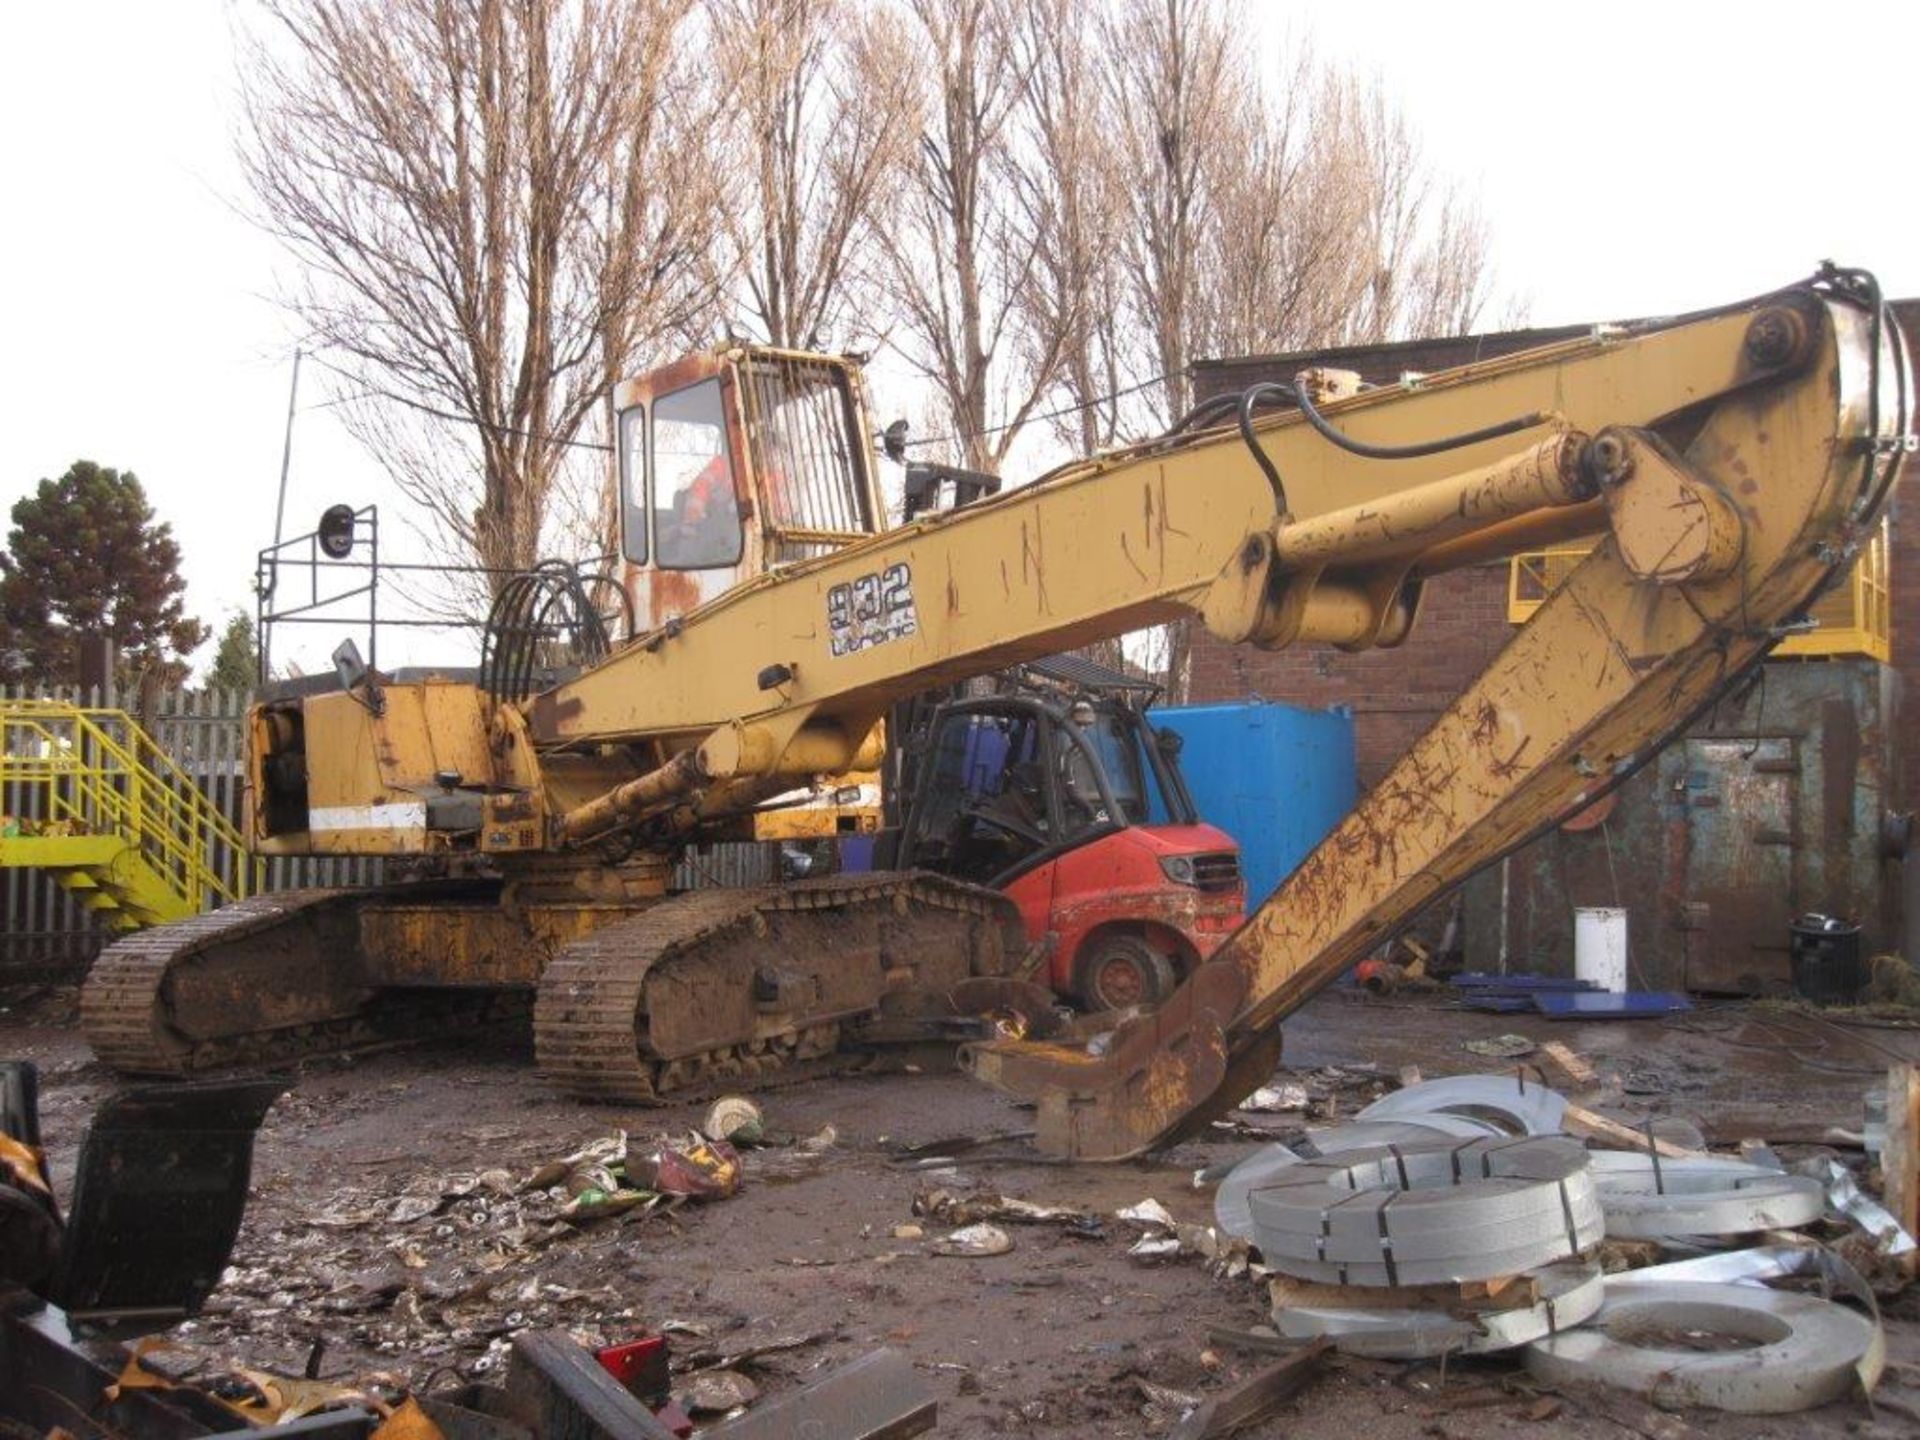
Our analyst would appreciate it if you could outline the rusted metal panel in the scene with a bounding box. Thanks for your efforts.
[358,903,620,988]
[1682,738,1797,994]
[1461,659,1898,994]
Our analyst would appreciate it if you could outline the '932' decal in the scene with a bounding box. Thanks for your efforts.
[827,563,918,657]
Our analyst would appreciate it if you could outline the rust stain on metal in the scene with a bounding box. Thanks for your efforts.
[1021,512,1051,613]
[1821,696,1860,847]
[1489,735,1533,781]
[1156,467,1190,541]
[648,567,704,619]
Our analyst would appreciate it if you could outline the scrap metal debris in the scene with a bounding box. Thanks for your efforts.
[145,1128,765,1388]
[1463,1033,1536,1060]
[1199,1051,1908,1415]
[702,1095,766,1147]
[1235,1082,1309,1113]
[678,1366,759,1414]
[930,1222,1013,1258]
[1116,1198,1176,1229]
[1114,1198,1258,1278]
[912,1186,1098,1233]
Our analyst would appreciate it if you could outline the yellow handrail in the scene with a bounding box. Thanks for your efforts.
[0,700,258,913]
[1507,516,1891,663]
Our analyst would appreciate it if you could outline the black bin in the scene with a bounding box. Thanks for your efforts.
[1789,914,1865,1004]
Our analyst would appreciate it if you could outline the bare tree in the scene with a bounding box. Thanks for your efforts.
[240,0,723,599]
[1077,6,1498,695]
[1008,0,1133,456]
[707,0,919,351]
[883,0,1066,474]
[1101,0,1256,427]
[1197,54,1368,360]
[1338,80,1492,343]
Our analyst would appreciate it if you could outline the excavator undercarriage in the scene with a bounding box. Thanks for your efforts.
[78,270,1912,1161]
[84,870,1029,1097]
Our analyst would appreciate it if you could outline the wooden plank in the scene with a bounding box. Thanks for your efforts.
[1205,1326,1293,1356]
[1886,1063,1920,1276]
[1539,1041,1596,1088]
[1167,1339,1331,1440]
[1271,1273,1537,1315]
[1562,1102,1703,1160]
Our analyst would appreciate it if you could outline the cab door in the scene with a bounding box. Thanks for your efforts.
[898,703,1062,939]
[613,350,883,637]
[616,360,752,635]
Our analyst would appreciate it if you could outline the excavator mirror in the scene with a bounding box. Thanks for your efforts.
[331,638,368,691]
[881,418,910,464]
[317,503,357,559]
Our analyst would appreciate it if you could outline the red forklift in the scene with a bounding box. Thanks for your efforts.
[888,655,1245,1011]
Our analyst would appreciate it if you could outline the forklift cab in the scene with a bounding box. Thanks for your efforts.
[898,692,1245,1009]
[898,695,1183,884]
[614,348,885,634]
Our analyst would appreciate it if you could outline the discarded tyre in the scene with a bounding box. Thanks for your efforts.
[1247,1135,1603,1287]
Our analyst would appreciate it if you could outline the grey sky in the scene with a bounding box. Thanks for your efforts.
[3,1,1913,676]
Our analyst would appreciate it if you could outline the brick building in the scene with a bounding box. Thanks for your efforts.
[1185,300,1920,984]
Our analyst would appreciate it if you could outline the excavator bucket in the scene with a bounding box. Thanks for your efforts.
[0,1061,289,1319]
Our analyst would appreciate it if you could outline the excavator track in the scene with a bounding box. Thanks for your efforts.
[82,885,521,1077]
[535,871,1023,1104]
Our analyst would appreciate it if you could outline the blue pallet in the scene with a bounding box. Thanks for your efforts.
[1459,994,1536,1014]
[1533,991,1692,1019]
[1452,973,1601,992]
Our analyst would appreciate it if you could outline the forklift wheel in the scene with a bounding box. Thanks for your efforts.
[1080,935,1178,1011]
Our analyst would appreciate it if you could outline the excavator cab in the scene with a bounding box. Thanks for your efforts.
[614,348,885,634]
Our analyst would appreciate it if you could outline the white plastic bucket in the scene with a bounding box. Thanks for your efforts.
[1574,907,1628,994]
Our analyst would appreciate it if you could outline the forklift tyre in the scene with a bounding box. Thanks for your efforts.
[1078,934,1178,1012]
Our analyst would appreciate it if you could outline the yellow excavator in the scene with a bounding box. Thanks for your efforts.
[81,265,1911,1160]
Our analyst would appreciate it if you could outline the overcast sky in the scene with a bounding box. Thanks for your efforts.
[2,1,1914,677]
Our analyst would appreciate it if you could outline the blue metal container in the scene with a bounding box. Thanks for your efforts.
[1152,700,1357,903]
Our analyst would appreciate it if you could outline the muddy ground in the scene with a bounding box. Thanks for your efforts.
[10,986,1920,1439]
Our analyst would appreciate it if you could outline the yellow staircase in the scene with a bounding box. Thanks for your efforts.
[0,699,258,930]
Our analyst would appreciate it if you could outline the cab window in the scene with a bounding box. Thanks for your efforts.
[617,405,646,563]
[653,379,742,570]
[905,709,1054,884]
